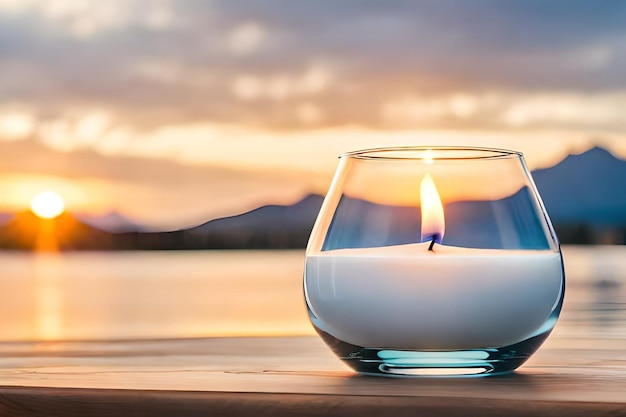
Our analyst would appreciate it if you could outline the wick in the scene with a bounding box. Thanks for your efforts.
[428,235,436,251]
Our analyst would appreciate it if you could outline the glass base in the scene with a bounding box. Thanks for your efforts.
[314,327,553,377]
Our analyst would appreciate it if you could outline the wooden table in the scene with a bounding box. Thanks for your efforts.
[0,334,624,416]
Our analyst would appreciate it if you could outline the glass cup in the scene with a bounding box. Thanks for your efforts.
[304,147,564,376]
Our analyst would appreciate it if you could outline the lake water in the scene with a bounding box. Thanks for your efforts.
[0,246,624,343]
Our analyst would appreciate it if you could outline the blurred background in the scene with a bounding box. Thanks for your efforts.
[0,1,625,341]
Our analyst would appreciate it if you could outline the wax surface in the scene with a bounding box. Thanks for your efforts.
[305,243,563,350]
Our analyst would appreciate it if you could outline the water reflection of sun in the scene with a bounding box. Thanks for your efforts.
[30,191,65,219]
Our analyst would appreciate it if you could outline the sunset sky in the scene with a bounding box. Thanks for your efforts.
[1,1,626,229]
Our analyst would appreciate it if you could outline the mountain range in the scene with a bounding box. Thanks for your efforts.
[533,146,626,226]
[0,146,625,250]
[180,145,626,248]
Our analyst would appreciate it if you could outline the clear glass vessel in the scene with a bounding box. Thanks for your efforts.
[304,147,564,377]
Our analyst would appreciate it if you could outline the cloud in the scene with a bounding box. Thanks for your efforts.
[0,0,177,37]
[380,92,626,132]
[0,111,35,140]
[1,1,625,225]
[39,111,112,151]
[228,22,265,55]
[231,65,332,103]
[1,0,625,131]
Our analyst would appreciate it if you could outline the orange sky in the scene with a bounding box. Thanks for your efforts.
[1,1,625,229]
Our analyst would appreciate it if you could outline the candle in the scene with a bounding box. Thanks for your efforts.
[305,244,562,349]
[305,173,563,350]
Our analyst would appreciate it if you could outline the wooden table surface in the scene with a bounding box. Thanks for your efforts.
[0,334,624,417]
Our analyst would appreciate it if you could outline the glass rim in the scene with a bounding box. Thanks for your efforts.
[340,146,523,161]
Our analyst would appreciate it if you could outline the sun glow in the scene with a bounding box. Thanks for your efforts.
[30,191,66,219]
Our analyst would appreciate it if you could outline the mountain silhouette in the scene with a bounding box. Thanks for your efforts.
[74,211,146,233]
[1,145,624,250]
[180,146,626,248]
[0,210,160,250]
[0,210,116,250]
[533,146,626,226]
[183,194,324,249]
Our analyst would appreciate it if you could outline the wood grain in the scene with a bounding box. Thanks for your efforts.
[0,335,624,416]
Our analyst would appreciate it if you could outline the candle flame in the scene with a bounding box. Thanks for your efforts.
[420,173,445,244]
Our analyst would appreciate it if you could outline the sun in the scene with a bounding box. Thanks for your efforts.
[30,191,66,219]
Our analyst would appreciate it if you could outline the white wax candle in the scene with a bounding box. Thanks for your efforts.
[305,243,563,350]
